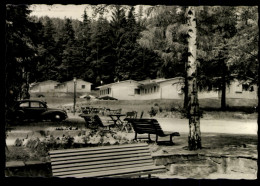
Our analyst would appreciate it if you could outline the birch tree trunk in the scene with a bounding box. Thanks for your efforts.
[186,7,202,150]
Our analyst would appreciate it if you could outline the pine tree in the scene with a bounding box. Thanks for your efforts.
[228,6,258,85]
[87,17,115,86]
[36,17,59,81]
[57,18,79,81]
[6,4,40,103]
[196,6,237,110]
[109,5,128,81]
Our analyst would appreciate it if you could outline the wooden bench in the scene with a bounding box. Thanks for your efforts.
[49,143,166,178]
[128,119,180,144]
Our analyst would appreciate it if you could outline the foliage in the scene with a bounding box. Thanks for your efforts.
[148,106,158,117]
[227,6,258,85]
[5,5,40,105]
[5,5,258,110]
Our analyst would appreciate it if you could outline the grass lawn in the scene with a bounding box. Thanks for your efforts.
[30,93,258,120]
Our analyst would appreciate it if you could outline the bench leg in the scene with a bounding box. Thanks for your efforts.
[170,135,173,143]
[155,135,158,143]
[148,133,152,143]
[134,132,138,141]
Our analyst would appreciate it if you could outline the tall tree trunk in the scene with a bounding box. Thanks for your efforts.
[183,67,188,109]
[220,43,228,110]
[186,7,202,150]
[221,58,226,110]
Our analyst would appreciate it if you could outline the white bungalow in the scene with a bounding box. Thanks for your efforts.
[198,79,257,99]
[226,79,257,99]
[97,80,142,100]
[97,77,185,100]
[137,77,185,100]
[54,79,92,93]
[97,77,257,101]
[29,80,59,93]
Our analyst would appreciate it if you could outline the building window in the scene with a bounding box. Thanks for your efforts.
[135,89,140,94]
[249,86,254,92]
[82,85,85,89]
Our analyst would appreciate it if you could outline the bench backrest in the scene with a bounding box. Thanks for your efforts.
[93,115,105,127]
[49,143,161,178]
[129,119,165,136]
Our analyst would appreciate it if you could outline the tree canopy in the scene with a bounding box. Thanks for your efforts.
[5,5,258,105]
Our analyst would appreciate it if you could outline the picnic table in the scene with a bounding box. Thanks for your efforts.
[107,108,122,114]
[108,114,126,128]
[79,114,113,130]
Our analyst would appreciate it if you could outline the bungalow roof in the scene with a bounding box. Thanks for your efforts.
[56,79,92,86]
[97,79,141,89]
[30,80,59,88]
[138,77,184,88]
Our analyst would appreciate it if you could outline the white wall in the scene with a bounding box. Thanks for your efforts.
[160,81,184,99]
[226,81,257,99]
[198,90,220,99]
[55,80,91,93]
[139,91,160,100]
[111,82,141,100]
[30,81,58,93]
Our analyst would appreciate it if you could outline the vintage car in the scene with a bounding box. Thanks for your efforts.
[11,100,68,122]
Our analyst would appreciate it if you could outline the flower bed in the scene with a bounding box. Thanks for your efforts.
[6,127,136,163]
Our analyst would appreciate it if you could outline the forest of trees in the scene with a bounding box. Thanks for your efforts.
[5,4,258,107]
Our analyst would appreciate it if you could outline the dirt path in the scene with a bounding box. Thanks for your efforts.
[156,118,257,135]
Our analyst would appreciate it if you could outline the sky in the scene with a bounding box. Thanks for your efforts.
[29,5,93,21]
[29,4,151,21]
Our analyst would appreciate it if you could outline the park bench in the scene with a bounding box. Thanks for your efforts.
[49,143,166,178]
[128,119,180,144]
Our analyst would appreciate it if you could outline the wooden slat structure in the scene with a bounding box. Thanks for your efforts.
[128,119,180,143]
[49,143,165,178]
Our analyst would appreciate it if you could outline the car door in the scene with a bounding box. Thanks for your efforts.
[18,101,30,119]
[26,101,47,120]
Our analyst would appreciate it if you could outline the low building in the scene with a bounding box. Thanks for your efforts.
[97,77,257,100]
[226,79,257,99]
[97,77,185,100]
[29,80,59,93]
[137,77,185,100]
[97,80,142,100]
[198,79,257,99]
[54,79,92,93]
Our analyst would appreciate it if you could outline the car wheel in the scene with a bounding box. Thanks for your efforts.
[53,114,63,122]
[15,112,24,122]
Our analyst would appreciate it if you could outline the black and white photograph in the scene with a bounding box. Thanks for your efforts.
[4,2,258,180]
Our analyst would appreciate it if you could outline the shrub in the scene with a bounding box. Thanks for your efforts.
[148,107,158,117]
